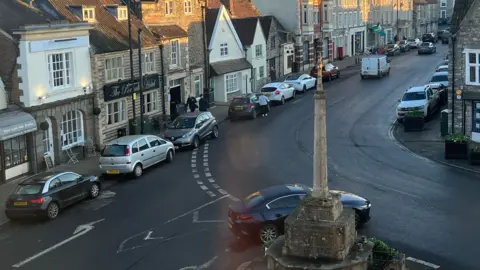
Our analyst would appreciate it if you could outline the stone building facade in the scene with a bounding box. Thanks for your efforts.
[413,0,439,38]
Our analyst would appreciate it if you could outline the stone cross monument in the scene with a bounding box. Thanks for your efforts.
[266,52,373,270]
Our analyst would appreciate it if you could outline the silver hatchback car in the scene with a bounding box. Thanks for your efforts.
[99,135,175,178]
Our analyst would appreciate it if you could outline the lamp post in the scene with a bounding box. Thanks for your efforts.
[127,0,136,133]
[138,28,144,135]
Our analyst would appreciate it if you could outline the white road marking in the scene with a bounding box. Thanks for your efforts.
[193,174,200,179]
[196,180,203,185]
[164,195,229,224]
[203,154,208,158]
[406,257,440,269]
[218,189,228,195]
[206,191,216,197]
[236,261,252,270]
[200,185,209,191]
[92,200,113,211]
[204,167,210,171]
[212,184,220,189]
[192,211,225,223]
[205,172,212,177]
[191,164,196,168]
[193,211,199,222]
[228,195,240,202]
[97,190,116,199]
[192,151,197,155]
[292,99,301,104]
[192,169,197,173]
[13,219,105,267]
[144,231,164,240]
[203,162,208,166]
[117,229,153,253]
[178,256,218,270]
[204,150,208,153]
[203,158,208,162]
[208,178,215,183]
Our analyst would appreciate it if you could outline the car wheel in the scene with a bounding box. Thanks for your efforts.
[89,183,100,199]
[46,202,60,220]
[260,224,279,243]
[361,75,365,80]
[336,71,340,78]
[133,164,143,178]
[292,91,296,99]
[251,109,257,119]
[302,85,307,93]
[210,125,219,139]
[387,68,390,76]
[328,74,332,81]
[192,136,200,149]
[280,96,285,105]
[397,118,404,123]
[166,150,174,163]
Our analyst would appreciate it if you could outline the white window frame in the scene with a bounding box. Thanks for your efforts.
[60,110,84,150]
[170,40,180,67]
[225,73,239,93]
[303,5,308,24]
[48,52,73,89]
[440,2,446,7]
[220,43,228,56]
[143,52,155,74]
[143,91,158,114]
[465,49,480,86]
[105,56,123,82]
[165,1,174,15]
[255,44,262,57]
[314,10,319,24]
[82,8,95,22]
[323,5,328,22]
[107,99,127,126]
[184,0,192,13]
[440,10,446,18]
[118,7,128,20]
[259,66,265,78]
[194,75,202,97]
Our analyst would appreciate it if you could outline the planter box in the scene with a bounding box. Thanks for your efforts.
[469,150,480,165]
[445,141,468,159]
[404,117,424,132]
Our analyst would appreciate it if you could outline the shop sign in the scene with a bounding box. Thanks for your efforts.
[103,74,161,102]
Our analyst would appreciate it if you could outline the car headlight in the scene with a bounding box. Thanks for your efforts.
[412,106,424,110]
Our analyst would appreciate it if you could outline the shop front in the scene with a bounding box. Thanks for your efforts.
[349,26,366,56]
[0,108,37,183]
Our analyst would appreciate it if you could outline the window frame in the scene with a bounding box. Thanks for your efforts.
[170,40,180,67]
[220,43,228,56]
[3,135,28,169]
[82,8,95,22]
[143,51,155,74]
[143,91,158,114]
[48,52,74,89]
[303,5,308,24]
[255,44,262,57]
[440,2,446,7]
[117,7,128,20]
[270,36,276,49]
[194,75,202,97]
[473,102,480,133]
[107,99,127,126]
[165,1,174,15]
[259,66,265,78]
[60,110,84,150]
[465,49,480,86]
[184,0,192,13]
[225,73,239,94]
[105,56,124,82]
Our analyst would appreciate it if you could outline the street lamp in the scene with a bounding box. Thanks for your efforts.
[127,0,136,134]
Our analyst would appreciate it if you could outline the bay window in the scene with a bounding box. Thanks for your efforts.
[225,73,239,93]
[61,110,84,149]
[3,135,28,169]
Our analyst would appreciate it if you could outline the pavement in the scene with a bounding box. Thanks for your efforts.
[1,46,475,270]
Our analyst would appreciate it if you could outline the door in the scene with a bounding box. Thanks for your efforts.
[58,172,83,202]
[147,136,164,163]
[43,118,55,164]
[195,114,209,138]
[264,195,302,232]
[47,178,69,205]
[169,85,182,119]
[136,138,152,168]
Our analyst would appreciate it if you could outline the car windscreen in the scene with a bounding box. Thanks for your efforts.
[261,87,277,92]
[420,42,430,47]
[14,184,43,195]
[402,92,426,101]
[430,75,448,82]
[407,39,415,42]
[231,98,249,104]
[101,144,127,157]
[243,191,265,209]
[399,41,406,44]
[285,74,301,80]
[170,117,196,129]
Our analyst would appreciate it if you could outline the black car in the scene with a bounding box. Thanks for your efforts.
[385,43,400,56]
[5,172,101,220]
[227,184,371,243]
[422,33,437,43]
[399,40,411,52]
[228,93,266,120]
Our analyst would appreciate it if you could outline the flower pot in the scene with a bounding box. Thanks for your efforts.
[444,141,468,159]
[404,117,424,132]
[469,150,480,165]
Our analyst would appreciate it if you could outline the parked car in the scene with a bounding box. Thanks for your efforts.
[418,42,436,54]
[399,40,411,52]
[422,33,438,43]
[260,82,296,105]
[227,94,265,120]
[227,184,371,243]
[437,30,451,44]
[385,43,401,56]
[407,38,422,48]
[5,171,101,220]
[163,112,218,150]
[435,65,448,72]
[310,63,340,81]
[100,135,176,178]
[284,73,316,93]
[396,85,439,122]
[360,55,391,79]
[443,55,449,65]
[429,71,449,90]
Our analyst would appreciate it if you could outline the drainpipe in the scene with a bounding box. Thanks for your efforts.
[451,34,456,133]
[201,5,210,89]
[245,47,253,93]
[159,43,166,116]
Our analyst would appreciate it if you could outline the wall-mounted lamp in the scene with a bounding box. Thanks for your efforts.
[37,96,47,100]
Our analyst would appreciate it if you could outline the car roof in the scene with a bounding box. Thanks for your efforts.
[233,94,255,99]
[259,184,309,200]
[105,135,153,145]
[263,82,284,88]
[21,172,63,184]
[285,73,303,78]
[406,86,427,93]
[438,65,448,68]
[432,71,448,76]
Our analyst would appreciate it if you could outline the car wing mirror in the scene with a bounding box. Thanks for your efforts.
[397,98,401,102]
[195,123,202,129]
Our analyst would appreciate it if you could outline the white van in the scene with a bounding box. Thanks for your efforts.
[361,55,391,79]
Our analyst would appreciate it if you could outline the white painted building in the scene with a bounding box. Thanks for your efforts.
[206,5,252,102]
[231,17,267,91]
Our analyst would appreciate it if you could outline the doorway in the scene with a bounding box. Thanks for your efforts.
[42,117,54,164]
[169,79,182,119]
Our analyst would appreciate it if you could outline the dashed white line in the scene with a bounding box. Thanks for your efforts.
[193,174,200,178]
[212,184,220,189]
[203,163,208,166]
[406,257,440,269]
[191,164,196,167]
[205,172,212,177]
[200,185,209,191]
[203,154,208,158]
[208,178,215,183]
[192,169,197,173]
[203,158,208,162]
[218,189,228,195]
[206,191,216,197]
[196,180,203,185]
[204,167,210,171]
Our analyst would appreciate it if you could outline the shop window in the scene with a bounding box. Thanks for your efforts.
[61,110,84,150]
[107,100,127,125]
[474,102,480,132]
[3,135,28,169]
[143,91,158,113]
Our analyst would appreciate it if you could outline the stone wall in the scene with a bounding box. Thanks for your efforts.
[266,19,281,80]
[0,34,21,104]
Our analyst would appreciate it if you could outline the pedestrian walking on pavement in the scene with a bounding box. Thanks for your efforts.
[186,96,198,113]
[199,94,209,112]
[269,66,277,82]
[258,93,270,117]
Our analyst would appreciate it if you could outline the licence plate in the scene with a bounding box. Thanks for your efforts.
[264,93,271,97]
[14,201,27,206]
[235,106,243,111]
[107,170,120,174]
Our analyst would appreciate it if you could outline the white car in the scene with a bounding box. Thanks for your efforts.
[260,82,296,105]
[284,73,316,93]
[407,38,422,48]
[435,65,448,72]
[396,85,439,121]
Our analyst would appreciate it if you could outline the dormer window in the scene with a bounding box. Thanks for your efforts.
[83,8,95,22]
[118,7,128,20]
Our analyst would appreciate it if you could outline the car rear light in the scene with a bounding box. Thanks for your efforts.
[30,198,44,204]
[5,199,11,205]
[125,146,130,156]
[247,103,252,108]
[436,68,440,72]
[274,90,281,95]
[238,215,252,220]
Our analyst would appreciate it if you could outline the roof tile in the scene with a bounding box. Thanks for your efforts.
[230,17,258,46]
[149,25,188,39]
[207,0,261,19]
[451,0,476,33]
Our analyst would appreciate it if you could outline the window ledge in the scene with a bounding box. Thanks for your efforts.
[465,82,480,86]
[226,89,240,95]
[106,120,129,129]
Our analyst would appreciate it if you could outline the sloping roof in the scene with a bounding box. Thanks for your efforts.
[210,58,252,76]
[425,0,438,3]
[230,17,258,46]
[34,0,158,53]
[149,25,188,40]
[206,0,261,18]
[205,8,220,46]
[451,0,477,34]
[259,16,272,37]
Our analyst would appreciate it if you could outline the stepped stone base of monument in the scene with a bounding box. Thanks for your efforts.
[266,235,373,270]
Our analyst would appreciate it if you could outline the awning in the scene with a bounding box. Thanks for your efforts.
[378,30,386,36]
[210,58,252,76]
[0,109,37,141]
